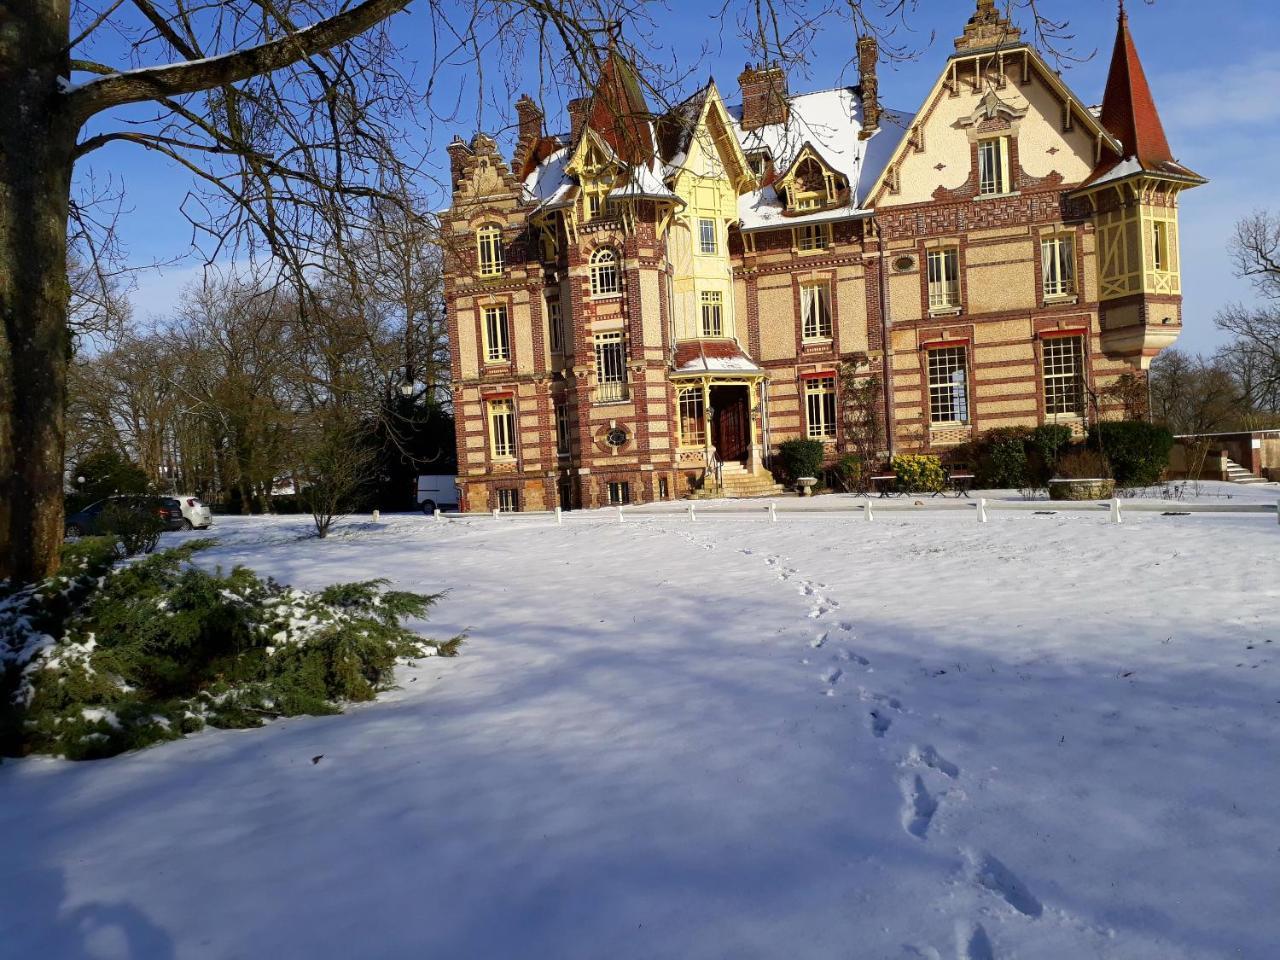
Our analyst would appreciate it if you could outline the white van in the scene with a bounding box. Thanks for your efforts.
[416,475,460,514]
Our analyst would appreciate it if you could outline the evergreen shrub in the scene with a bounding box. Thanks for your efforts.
[891,454,945,493]
[0,542,459,760]
[1027,424,1075,487]
[1089,421,1174,487]
[775,438,825,484]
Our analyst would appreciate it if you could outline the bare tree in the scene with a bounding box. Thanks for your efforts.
[1,0,421,581]
[2,0,1088,581]
[1214,211,1280,419]
[1148,349,1246,435]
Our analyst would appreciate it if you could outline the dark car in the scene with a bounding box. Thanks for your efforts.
[65,496,186,536]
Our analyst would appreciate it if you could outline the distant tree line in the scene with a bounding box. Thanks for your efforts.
[67,205,453,522]
[1149,211,1280,436]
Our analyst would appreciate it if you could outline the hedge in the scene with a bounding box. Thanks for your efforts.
[1089,421,1173,487]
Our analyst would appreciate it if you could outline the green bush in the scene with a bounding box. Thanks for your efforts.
[66,449,149,513]
[961,427,1031,488]
[98,501,167,558]
[1089,421,1174,487]
[1,542,459,759]
[775,438,825,484]
[827,454,866,493]
[1027,424,1074,486]
[891,454,945,493]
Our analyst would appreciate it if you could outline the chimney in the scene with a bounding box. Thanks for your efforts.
[857,36,880,139]
[446,136,471,195]
[738,63,789,131]
[512,94,543,173]
[567,97,590,143]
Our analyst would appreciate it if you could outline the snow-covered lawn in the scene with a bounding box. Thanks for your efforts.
[3,497,1278,959]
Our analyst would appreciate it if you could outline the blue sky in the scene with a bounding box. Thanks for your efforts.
[98,0,1279,354]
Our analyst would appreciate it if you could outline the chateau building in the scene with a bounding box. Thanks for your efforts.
[442,1,1204,511]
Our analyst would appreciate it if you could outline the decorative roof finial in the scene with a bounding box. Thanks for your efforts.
[1118,0,1127,21]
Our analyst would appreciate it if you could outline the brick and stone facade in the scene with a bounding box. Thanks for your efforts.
[443,3,1203,511]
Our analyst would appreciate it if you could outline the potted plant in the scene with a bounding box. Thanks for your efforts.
[1048,448,1114,501]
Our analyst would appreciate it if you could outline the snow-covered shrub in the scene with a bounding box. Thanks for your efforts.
[1,541,458,760]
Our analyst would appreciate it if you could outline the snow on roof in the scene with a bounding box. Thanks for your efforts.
[672,339,764,376]
[728,89,912,230]
[523,148,573,208]
[518,83,912,227]
[609,161,679,203]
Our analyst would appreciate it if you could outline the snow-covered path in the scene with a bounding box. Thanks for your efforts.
[2,508,1277,959]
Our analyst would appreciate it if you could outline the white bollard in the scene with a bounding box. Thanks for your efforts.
[976,497,988,523]
[434,508,442,521]
[688,502,696,522]
[1110,497,1123,524]
[864,498,874,522]
[768,501,777,523]
[371,509,380,522]
[492,508,501,520]
[616,505,624,524]
[555,507,562,526]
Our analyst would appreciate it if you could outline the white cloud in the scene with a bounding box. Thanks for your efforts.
[1156,53,1280,133]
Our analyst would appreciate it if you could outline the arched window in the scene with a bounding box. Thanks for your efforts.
[476,224,504,277]
[589,247,620,297]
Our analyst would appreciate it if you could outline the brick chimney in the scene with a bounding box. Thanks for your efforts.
[567,97,590,143]
[512,94,543,173]
[738,63,789,131]
[857,36,880,140]
[446,135,471,195]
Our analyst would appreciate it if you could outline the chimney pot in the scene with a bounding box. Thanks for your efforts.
[738,64,789,132]
[857,36,881,139]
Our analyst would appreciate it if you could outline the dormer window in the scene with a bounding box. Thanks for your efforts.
[747,150,771,179]
[978,137,1010,195]
[780,153,848,214]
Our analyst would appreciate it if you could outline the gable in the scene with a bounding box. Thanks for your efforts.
[669,85,753,192]
[564,127,622,181]
[868,49,1119,208]
[775,144,844,197]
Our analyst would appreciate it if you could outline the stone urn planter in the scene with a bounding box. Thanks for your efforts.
[796,476,818,497]
[1048,478,1115,501]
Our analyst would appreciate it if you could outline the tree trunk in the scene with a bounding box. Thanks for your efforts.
[0,1,76,582]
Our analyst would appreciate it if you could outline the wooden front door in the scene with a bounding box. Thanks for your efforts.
[711,386,749,462]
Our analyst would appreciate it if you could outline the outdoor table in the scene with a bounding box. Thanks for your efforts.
[943,472,975,498]
[870,474,899,498]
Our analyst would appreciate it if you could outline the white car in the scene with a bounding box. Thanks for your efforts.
[174,495,213,530]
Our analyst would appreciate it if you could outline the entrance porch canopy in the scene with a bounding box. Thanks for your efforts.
[669,340,769,473]
[670,339,766,380]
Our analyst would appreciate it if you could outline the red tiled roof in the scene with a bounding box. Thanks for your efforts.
[1085,9,1201,186]
[672,339,762,374]
[518,135,561,181]
[1099,9,1173,166]
[585,50,655,165]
